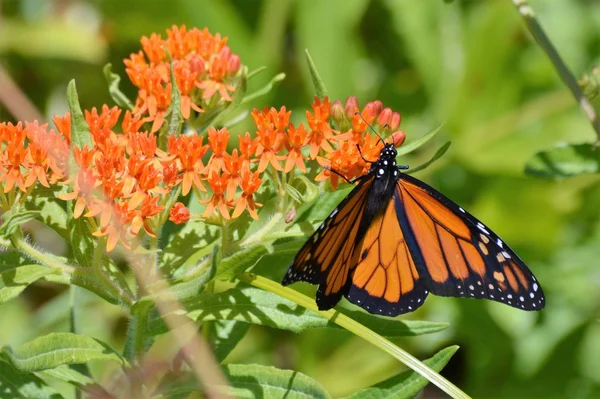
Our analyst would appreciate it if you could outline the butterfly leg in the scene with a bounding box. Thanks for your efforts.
[324,165,353,184]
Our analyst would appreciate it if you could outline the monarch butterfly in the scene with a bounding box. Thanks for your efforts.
[281,140,545,316]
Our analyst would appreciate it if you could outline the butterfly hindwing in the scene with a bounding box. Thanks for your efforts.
[282,178,375,310]
[346,196,429,316]
[396,174,545,311]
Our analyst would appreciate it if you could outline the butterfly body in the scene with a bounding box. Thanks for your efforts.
[282,143,545,316]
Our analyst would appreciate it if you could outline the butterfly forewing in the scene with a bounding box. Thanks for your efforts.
[397,174,545,311]
[282,178,374,310]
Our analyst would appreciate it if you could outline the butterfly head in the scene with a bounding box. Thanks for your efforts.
[371,143,403,180]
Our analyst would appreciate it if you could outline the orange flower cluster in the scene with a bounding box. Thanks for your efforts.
[0,121,68,193]
[0,24,407,253]
[309,97,405,189]
[125,25,242,133]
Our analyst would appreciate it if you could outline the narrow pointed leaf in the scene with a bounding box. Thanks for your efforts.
[0,265,58,303]
[66,80,93,150]
[0,354,61,399]
[305,49,328,97]
[1,333,127,372]
[207,320,251,363]
[223,363,331,399]
[407,141,451,174]
[215,244,269,280]
[103,63,134,110]
[344,346,459,399]
[525,142,600,178]
[241,72,286,104]
[396,123,444,157]
[0,210,40,237]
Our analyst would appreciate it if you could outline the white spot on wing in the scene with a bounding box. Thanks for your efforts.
[477,222,489,234]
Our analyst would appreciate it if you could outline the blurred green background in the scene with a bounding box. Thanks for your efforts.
[2,0,600,397]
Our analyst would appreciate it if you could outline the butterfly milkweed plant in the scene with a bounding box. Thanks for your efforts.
[0,26,467,399]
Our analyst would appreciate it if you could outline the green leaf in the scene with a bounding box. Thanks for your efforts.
[305,49,328,98]
[1,332,127,372]
[66,80,93,150]
[67,211,94,267]
[241,72,286,104]
[247,66,266,80]
[160,221,220,274]
[524,142,600,179]
[0,265,58,304]
[25,189,69,240]
[223,363,331,399]
[38,364,95,387]
[344,346,458,399]
[0,354,62,399]
[215,244,270,280]
[103,63,134,110]
[147,286,447,338]
[407,141,452,175]
[0,210,40,237]
[396,123,444,158]
[141,243,222,306]
[207,320,251,363]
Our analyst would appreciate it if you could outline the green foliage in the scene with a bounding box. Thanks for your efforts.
[525,143,600,178]
[1,333,127,372]
[344,346,458,399]
[1,0,600,397]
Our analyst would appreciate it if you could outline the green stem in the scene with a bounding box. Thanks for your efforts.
[512,0,600,145]
[13,235,133,305]
[240,273,471,399]
[238,212,283,247]
[92,237,135,305]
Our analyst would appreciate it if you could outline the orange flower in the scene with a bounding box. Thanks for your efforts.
[0,122,28,193]
[223,149,246,199]
[169,202,190,224]
[23,122,67,188]
[284,123,308,173]
[92,202,135,252]
[173,59,204,119]
[206,127,230,174]
[255,124,283,173]
[201,171,231,220]
[239,132,259,158]
[232,168,262,220]
[85,175,131,228]
[58,168,98,218]
[130,194,163,237]
[306,97,334,159]
[196,47,237,101]
[167,133,209,195]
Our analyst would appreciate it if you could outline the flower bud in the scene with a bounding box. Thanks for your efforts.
[228,54,241,74]
[345,96,359,119]
[169,202,190,224]
[377,107,392,128]
[371,100,383,118]
[189,54,205,75]
[330,100,344,123]
[390,112,401,131]
[391,130,406,147]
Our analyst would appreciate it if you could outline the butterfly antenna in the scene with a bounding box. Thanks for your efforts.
[355,111,385,145]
